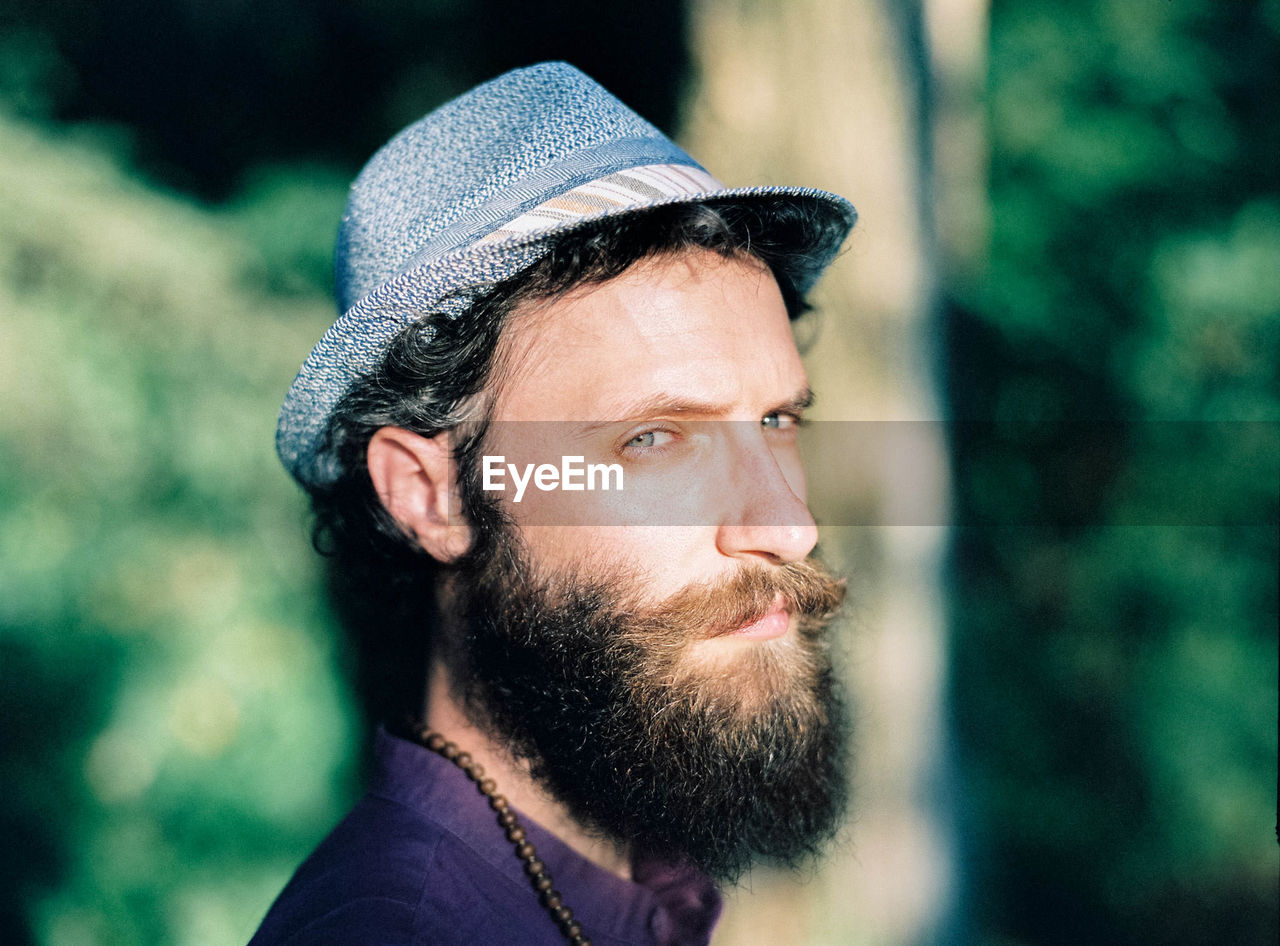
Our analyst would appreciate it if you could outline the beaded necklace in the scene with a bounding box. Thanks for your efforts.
[400,721,593,946]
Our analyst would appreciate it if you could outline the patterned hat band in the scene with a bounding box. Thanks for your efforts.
[476,164,725,244]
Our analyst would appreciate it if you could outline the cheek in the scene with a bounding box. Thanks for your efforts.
[516,524,714,603]
[498,453,722,530]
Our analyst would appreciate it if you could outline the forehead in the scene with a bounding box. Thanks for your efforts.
[490,249,807,422]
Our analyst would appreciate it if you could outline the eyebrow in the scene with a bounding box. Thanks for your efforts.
[582,386,815,429]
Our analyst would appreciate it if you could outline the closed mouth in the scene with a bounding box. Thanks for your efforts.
[722,598,790,641]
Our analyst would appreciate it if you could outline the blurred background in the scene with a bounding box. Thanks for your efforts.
[0,1,1275,944]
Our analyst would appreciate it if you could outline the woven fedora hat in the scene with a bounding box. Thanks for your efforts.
[277,61,856,488]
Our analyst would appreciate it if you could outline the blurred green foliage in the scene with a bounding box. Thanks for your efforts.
[0,117,357,943]
[947,0,1278,944]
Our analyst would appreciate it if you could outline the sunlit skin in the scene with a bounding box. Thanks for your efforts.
[484,249,818,614]
[368,248,821,878]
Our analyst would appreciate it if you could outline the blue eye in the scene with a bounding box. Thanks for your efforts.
[623,429,675,450]
[762,412,801,430]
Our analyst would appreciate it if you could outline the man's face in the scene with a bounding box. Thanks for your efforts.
[483,248,819,603]
[446,248,848,879]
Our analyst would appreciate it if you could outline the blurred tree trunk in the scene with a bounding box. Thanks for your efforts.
[680,0,987,942]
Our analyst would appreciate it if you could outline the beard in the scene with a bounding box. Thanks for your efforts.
[440,519,851,884]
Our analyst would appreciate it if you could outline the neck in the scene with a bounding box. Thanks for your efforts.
[422,660,633,881]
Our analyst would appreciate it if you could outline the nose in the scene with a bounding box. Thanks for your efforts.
[714,427,819,565]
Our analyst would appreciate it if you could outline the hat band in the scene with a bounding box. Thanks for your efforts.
[477,163,724,244]
[397,136,708,276]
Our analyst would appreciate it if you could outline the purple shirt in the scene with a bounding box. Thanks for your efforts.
[250,729,723,945]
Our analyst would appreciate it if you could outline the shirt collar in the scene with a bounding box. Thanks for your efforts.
[369,727,723,945]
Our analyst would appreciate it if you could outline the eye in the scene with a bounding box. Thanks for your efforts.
[624,429,675,450]
[761,412,803,430]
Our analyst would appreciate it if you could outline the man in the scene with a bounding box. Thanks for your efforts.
[253,62,856,946]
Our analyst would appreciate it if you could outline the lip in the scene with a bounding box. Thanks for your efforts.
[726,601,790,640]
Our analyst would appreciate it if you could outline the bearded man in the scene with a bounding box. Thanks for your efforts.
[251,62,857,946]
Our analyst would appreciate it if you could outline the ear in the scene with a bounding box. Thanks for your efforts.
[366,427,473,563]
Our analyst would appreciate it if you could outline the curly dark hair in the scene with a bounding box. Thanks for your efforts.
[309,198,839,728]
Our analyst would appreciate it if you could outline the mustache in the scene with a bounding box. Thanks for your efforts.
[611,557,847,642]
[462,528,847,650]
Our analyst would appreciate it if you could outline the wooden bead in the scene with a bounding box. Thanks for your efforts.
[454,751,472,767]
[424,733,446,752]
[523,857,545,876]
[533,875,553,893]
[541,890,562,910]
[479,778,497,795]
[515,841,536,860]
[441,742,459,760]
[497,811,518,828]
[565,921,583,939]
[554,904,574,925]
[505,825,526,843]
[488,793,508,811]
